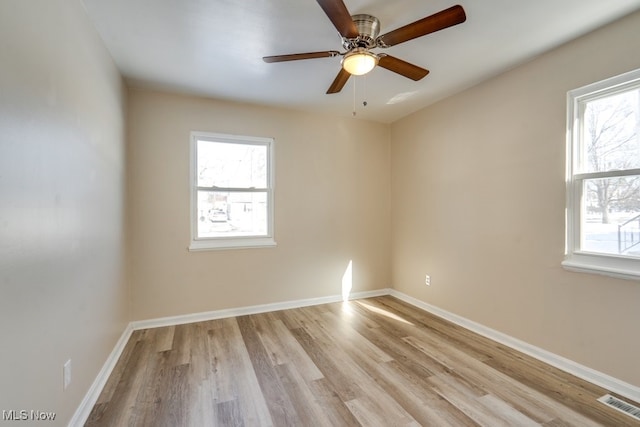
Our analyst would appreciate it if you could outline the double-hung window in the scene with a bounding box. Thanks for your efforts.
[189,131,275,250]
[564,68,640,279]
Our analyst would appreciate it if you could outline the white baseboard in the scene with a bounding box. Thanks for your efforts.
[68,288,389,426]
[130,288,391,331]
[68,323,134,427]
[388,289,640,404]
[71,287,640,426]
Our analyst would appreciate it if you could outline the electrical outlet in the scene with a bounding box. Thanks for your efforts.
[63,359,72,390]
[425,275,431,286]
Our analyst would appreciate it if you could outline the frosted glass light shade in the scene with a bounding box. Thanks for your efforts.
[342,50,378,76]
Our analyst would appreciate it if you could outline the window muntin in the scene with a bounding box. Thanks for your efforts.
[564,68,640,278]
[190,132,275,250]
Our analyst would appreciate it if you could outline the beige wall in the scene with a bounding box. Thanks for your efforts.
[391,10,640,387]
[3,0,638,420]
[127,89,391,320]
[0,0,128,423]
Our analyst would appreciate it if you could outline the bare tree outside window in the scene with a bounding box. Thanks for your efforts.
[580,88,640,255]
[564,69,640,277]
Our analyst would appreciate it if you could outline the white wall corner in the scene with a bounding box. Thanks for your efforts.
[68,324,134,427]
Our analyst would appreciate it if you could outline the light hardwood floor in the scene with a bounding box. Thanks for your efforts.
[86,296,640,426]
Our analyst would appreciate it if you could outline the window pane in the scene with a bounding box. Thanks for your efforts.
[197,140,267,188]
[581,175,640,256]
[196,191,268,238]
[580,89,640,173]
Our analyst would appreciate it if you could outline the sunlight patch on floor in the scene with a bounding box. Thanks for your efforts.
[355,301,414,325]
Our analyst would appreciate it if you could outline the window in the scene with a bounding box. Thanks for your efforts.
[189,131,275,250]
[564,68,640,279]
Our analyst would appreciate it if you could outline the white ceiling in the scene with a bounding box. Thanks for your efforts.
[82,0,640,123]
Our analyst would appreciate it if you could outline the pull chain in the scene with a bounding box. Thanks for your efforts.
[352,76,369,117]
[352,77,357,117]
[362,74,368,108]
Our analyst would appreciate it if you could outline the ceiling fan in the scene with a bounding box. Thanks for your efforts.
[263,0,466,94]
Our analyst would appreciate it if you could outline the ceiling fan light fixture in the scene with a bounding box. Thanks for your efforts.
[342,49,378,76]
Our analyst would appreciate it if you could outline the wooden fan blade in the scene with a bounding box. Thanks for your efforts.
[263,51,340,63]
[377,5,466,47]
[327,68,351,94]
[377,55,429,81]
[316,0,359,39]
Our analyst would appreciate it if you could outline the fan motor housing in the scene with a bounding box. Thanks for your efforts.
[343,14,380,49]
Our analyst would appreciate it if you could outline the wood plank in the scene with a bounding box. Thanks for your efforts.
[289,306,447,425]
[92,330,144,406]
[236,315,299,426]
[346,299,453,377]
[344,397,420,427]
[307,378,363,426]
[403,333,602,426]
[287,326,361,402]
[86,296,639,426]
[273,362,335,427]
[153,363,190,426]
[374,360,481,426]
[85,338,153,426]
[209,318,273,426]
[130,351,171,427]
[478,394,541,427]
[427,372,533,427]
[186,322,216,426]
[216,399,244,427]
[249,311,325,384]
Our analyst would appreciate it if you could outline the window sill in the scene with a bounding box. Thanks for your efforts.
[562,252,640,281]
[189,237,276,252]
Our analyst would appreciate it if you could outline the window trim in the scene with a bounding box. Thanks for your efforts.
[563,68,640,280]
[189,131,276,251]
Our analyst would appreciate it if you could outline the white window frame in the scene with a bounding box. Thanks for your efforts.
[189,131,276,251]
[563,68,640,280]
